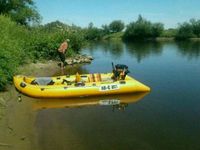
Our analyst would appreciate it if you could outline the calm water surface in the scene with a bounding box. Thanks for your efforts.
[35,41,200,150]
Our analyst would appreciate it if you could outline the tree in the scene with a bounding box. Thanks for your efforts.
[109,20,124,33]
[123,15,164,40]
[190,18,200,37]
[151,23,164,37]
[175,22,194,40]
[85,27,103,40]
[0,0,41,25]
[84,22,104,40]
[42,20,70,32]
[88,22,94,29]
[102,24,110,34]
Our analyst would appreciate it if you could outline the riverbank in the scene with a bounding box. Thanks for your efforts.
[1,53,94,113]
[102,32,200,42]
[156,37,200,42]
[5,53,93,77]
[0,54,94,150]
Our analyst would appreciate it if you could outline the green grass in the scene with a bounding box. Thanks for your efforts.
[103,32,124,40]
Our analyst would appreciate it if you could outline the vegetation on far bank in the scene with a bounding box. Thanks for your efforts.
[1,0,200,90]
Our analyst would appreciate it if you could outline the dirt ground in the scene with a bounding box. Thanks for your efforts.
[0,59,90,150]
[0,60,63,150]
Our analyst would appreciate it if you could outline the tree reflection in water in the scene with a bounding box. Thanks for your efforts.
[125,41,163,63]
[85,40,124,59]
[176,41,200,60]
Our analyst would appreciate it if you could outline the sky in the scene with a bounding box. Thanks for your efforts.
[35,0,200,29]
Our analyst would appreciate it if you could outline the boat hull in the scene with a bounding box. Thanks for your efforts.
[13,73,150,98]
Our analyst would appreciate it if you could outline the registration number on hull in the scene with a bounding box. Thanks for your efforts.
[99,99,120,105]
[99,84,119,91]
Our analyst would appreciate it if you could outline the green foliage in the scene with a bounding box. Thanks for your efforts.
[67,31,85,53]
[0,0,41,25]
[0,16,85,90]
[26,29,60,60]
[84,28,103,40]
[123,15,164,41]
[161,28,177,37]
[175,19,200,40]
[109,20,125,33]
[0,15,29,90]
[151,23,164,37]
[102,24,110,34]
[84,23,104,40]
[103,32,123,40]
[190,19,200,37]
[27,23,85,60]
[42,20,71,32]
[176,22,195,40]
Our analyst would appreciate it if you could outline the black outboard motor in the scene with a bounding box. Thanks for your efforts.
[112,63,130,80]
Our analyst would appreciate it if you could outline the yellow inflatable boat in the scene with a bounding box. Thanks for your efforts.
[13,73,150,98]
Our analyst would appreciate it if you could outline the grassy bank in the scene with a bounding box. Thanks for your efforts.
[103,32,200,42]
[0,15,85,91]
[103,32,123,40]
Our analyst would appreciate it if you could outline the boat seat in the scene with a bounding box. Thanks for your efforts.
[31,77,54,85]
[62,79,72,85]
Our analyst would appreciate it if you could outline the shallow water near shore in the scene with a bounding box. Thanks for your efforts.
[1,40,200,150]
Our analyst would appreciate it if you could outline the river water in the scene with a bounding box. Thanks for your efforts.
[2,40,200,150]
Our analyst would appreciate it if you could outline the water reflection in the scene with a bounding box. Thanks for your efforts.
[86,41,124,58]
[125,41,163,62]
[34,92,150,150]
[32,92,149,111]
[31,40,200,150]
[176,41,200,60]
[83,40,200,65]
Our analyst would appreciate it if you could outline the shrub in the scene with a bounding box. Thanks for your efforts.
[161,28,177,37]
[27,26,85,60]
[175,22,195,40]
[0,16,85,90]
[84,27,103,41]
[175,19,200,40]
[123,15,164,41]
[0,15,29,90]
[109,20,125,33]
[190,19,200,37]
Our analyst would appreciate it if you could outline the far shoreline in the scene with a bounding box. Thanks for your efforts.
[102,32,200,42]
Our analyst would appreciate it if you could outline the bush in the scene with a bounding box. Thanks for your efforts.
[0,15,29,90]
[27,26,85,60]
[123,15,164,41]
[84,27,103,41]
[109,20,125,33]
[0,16,85,90]
[161,28,177,37]
[175,22,195,40]
[175,19,200,40]
[190,19,200,37]
[102,24,110,34]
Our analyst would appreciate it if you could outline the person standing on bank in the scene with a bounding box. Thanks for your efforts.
[58,39,70,69]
